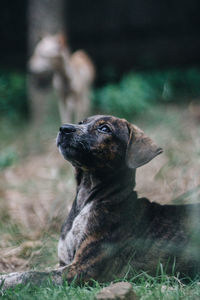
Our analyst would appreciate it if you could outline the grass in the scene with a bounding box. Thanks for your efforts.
[1,273,200,299]
[1,281,100,300]
[0,103,200,299]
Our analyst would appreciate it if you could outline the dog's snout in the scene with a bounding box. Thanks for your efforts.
[60,125,76,134]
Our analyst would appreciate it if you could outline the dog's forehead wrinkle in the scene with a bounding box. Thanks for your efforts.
[86,115,116,123]
[80,115,129,130]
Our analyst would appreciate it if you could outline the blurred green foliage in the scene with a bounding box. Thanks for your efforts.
[0,147,18,170]
[93,68,200,118]
[0,70,28,121]
[1,68,200,122]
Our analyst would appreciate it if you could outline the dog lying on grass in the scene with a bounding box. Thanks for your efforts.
[1,115,200,289]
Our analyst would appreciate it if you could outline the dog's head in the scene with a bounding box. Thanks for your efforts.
[29,34,69,75]
[57,115,162,170]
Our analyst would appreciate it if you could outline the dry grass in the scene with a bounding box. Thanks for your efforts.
[0,104,200,274]
[0,125,76,272]
[136,105,200,204]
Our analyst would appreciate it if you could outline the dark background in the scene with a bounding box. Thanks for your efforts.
[1,0,200,78]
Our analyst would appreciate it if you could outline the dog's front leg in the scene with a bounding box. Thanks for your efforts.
[0,265,69,290]
[62,235,118,285]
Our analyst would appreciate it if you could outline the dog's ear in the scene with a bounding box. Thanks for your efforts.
[126,123,163,169]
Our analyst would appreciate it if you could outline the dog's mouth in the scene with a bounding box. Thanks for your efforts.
[56,129,89,167]
[57,131,75,154]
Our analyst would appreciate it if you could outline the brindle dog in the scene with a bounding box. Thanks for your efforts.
[1,115,199,289]
[57,115,200,283]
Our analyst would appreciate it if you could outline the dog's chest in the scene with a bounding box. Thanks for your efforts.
[58,202,92,265]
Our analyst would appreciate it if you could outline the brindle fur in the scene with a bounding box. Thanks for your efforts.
[57,115,200,283]
[1,115,199,289]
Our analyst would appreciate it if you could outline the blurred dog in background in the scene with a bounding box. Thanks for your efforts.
[29,34,95,123]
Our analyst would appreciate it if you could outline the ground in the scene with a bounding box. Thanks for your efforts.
[0,104,200,298]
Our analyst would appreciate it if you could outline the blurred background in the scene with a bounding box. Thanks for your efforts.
[0,0,200,273]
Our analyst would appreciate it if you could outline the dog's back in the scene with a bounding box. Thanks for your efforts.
[59,185,200,280]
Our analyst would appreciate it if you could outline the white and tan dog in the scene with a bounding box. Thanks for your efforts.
[29,34,95,123]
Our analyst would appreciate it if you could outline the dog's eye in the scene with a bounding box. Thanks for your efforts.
[98,125,112,133]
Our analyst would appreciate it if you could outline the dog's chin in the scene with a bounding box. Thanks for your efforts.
[58,145,81,165]
[58,145,91,169]
[58,145,71,160]
[58,145,64,156]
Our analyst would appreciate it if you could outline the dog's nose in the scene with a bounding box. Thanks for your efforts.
[60,124,76,134]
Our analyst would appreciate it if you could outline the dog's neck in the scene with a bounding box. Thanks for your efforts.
[75,167,136,208]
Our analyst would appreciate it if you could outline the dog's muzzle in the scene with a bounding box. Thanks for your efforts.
[57,124,76,147]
